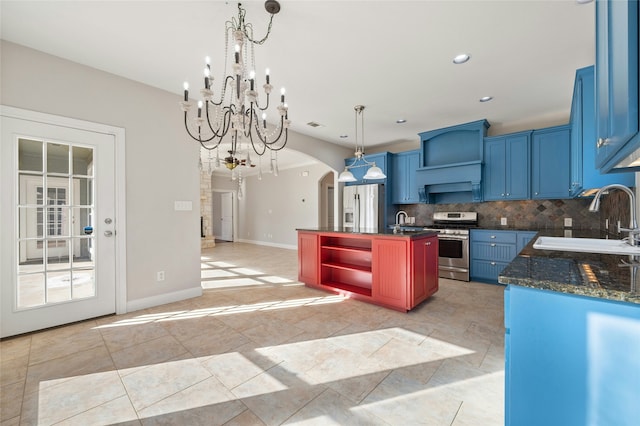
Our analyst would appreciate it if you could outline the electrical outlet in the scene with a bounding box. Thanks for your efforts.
[157,271,165,282]
[501,217,508,226]
[564,218,573,227]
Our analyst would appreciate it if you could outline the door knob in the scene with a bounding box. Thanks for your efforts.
[104,230,113,237]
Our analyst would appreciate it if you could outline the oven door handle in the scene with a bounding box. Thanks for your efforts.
[438,235,469,241]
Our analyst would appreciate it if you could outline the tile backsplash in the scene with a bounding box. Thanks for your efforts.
[398,195,630,232]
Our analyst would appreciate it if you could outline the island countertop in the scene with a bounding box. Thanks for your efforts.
[295,227,439,239]
[498,228,640,305]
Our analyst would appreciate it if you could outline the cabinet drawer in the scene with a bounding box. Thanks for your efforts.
[471,242,517,262]
[471,259,510,281]
[471,230,517,244]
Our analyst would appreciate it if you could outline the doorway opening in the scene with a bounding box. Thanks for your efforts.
[319,171,336,228]
[212,191,234,242]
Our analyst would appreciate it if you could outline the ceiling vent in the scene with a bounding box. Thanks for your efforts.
[306,121,324,128]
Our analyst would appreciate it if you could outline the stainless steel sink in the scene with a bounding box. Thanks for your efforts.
[533,236,640,256]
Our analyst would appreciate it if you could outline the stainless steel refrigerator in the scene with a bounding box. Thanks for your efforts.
[343,184,384,232]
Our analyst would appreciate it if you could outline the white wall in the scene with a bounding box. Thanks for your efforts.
[237,163,332,248]
[1,41,201,308]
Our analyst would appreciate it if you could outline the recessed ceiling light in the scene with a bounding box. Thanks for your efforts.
[396,119,407,124]
[339,134,348,138]
[576,0,593,4]
[479,96,493,103]
[453,54,471,64]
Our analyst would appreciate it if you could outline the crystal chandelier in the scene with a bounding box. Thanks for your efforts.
[337,105,386,183]
[180,1,290,174]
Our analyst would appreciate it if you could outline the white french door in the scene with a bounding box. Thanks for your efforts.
[220,192,234,241]
[1,112,119,337]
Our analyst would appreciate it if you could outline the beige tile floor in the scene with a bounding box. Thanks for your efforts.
[1,242,505,425]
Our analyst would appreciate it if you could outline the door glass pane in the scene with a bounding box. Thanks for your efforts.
[47,143,69,174]
[47,239,70,271]
[18,241,44,274]
[72,237,94,267]
[18,139,43,172]
[47,271,71,303]
[18,175,44,205]
[72,269,95,300]
[46,207,70,238]
[18,274,45,308]
[76,178,93,206]
[72,146,94,176]
[72,208,93,236]
[18,207,44,239]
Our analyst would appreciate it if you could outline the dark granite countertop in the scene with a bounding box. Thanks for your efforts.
[498,228,640,305]
[296,227,438,238]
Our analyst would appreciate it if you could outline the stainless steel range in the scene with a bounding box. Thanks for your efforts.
[422,212,477,282]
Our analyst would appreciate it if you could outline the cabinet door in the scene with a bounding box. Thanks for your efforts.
[532,127,571,199]
[411,236,438,308]
[516,231,537,253]
[298,232,318,285]
[595,0,639,169]
[372,238,408,310]
[405,151,420,203]
[505,135,530,200]
[483,138,507,201]
[391,154,405,204]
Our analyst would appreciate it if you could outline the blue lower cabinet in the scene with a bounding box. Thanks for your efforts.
[505,285,640,426]
[471,230,537,283]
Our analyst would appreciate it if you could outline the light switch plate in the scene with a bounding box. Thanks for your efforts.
[174,201,193,211]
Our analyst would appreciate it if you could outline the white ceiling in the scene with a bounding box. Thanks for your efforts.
[0,0,595,175]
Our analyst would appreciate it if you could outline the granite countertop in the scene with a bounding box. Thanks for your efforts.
[498,228,640,305]
[296,227,438,238]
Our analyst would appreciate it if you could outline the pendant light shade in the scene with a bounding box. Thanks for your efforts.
[340,105,386,182]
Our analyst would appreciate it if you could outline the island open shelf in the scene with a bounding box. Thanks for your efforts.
[297,229,439,311]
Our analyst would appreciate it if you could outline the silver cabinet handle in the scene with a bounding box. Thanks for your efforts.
[490,235,496,239]
[426,242,431,246]
[490,262,496,266]
[490,243,496,247]
[104,230,113,237]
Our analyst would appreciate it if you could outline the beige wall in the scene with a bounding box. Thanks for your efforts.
[1,40,350,308]
[1,41,201,307]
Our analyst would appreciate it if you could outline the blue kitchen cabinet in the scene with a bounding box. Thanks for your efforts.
[516,231,537,253]
[470,230,517,283]
[471,230,537,283]
[595,0,640,172]
[505,285,640,426]
[483,132,531,201]
[391,150,420,204]
[570,66,635,196]
[531,125,571,199]
[344,152,389,186]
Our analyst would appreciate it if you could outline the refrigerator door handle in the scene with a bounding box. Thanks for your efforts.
[354,194,359,230]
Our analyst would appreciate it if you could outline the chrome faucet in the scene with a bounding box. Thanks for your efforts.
[395,210,408,225]
[393,210,408,233]
[589,184,639,245]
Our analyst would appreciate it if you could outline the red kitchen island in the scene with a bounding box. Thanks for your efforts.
[297,228,439,312]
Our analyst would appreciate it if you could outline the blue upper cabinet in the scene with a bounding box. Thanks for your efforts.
[570,66,634,196]
[595,0,640,172]
[343,152,389,186]
[484,131,531,201]
[532,125,571,199]
[391,150,420,204]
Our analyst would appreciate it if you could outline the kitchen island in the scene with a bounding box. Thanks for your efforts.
[297,228,439,312]
[499,230,640,426]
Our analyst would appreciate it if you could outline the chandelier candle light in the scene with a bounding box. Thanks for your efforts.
[180,1,290,174]
[338,105,386,183]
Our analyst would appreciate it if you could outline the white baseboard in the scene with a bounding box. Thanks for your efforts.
[236,238,297,250]
[126,286,203,313]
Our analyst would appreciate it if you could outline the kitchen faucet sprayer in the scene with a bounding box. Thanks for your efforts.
[589,184,639,245]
